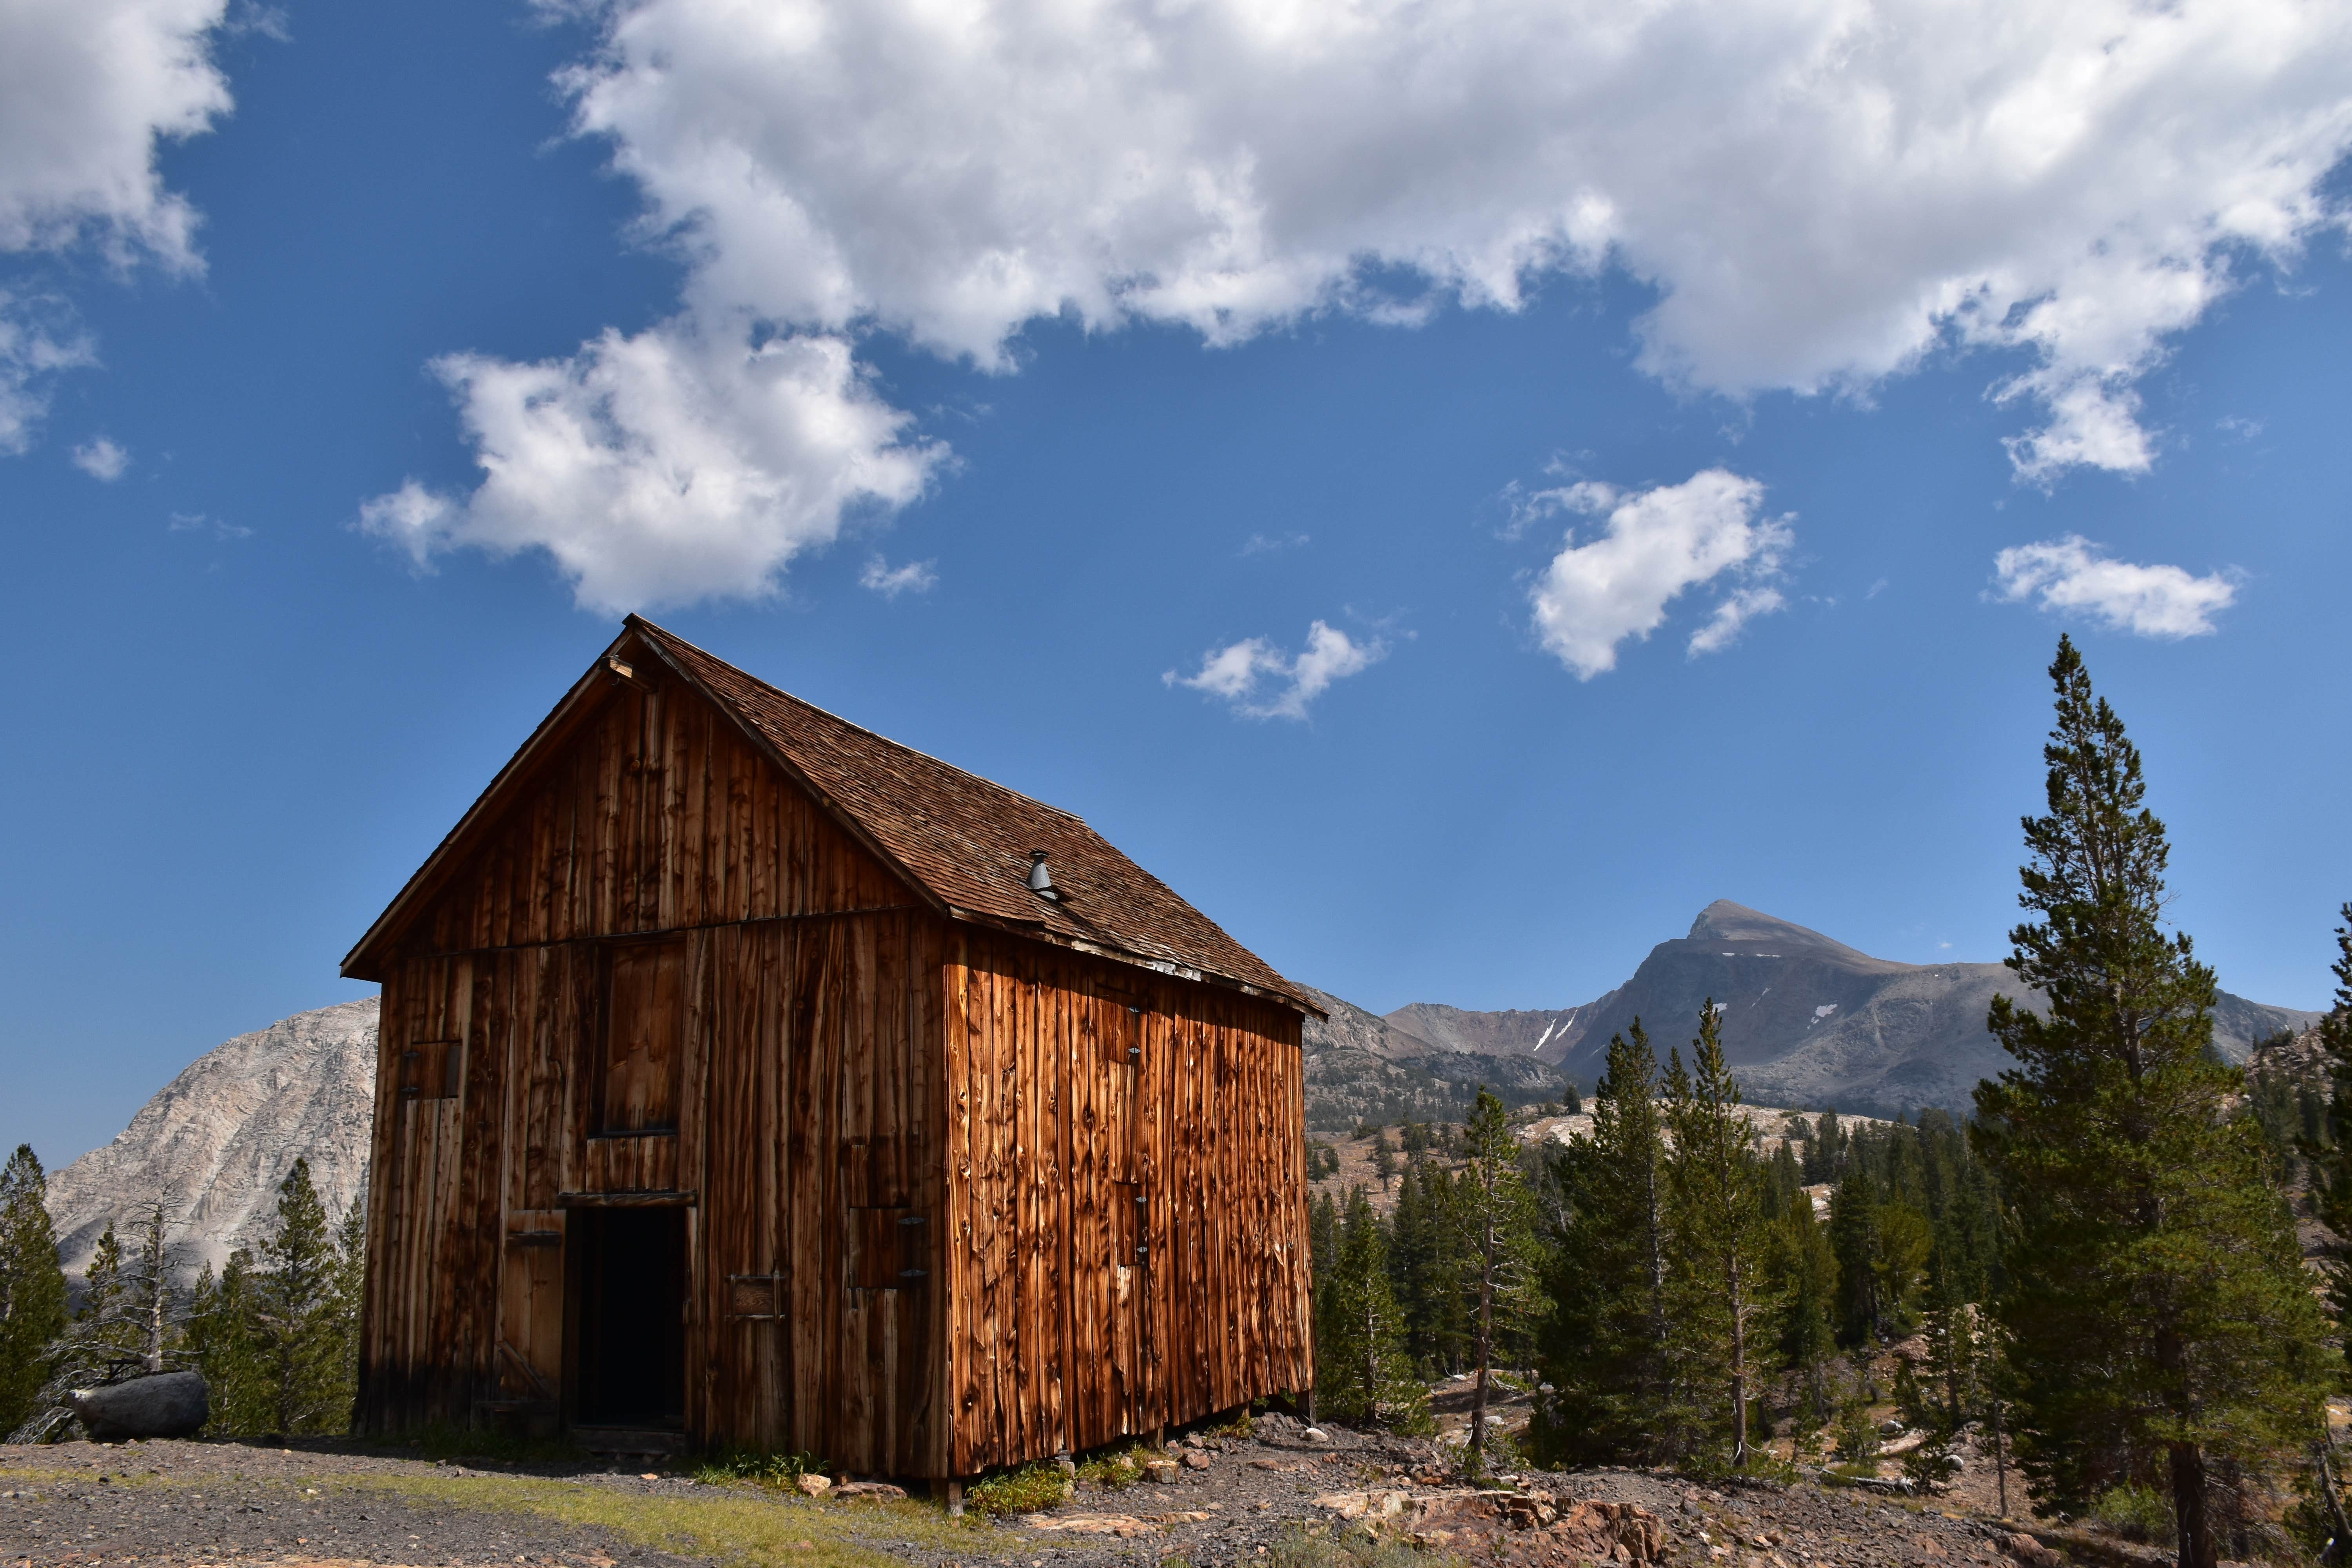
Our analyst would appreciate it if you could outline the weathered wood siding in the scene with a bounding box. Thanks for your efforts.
[942,930,1312,1474]
[359,676,943,1472]
[403,678,907,958]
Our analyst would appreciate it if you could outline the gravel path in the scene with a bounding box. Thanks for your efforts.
[0,1427,2073,1568]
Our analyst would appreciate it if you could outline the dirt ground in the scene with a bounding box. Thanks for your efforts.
[0,1413,2088,1568]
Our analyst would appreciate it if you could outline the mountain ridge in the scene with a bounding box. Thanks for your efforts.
[1376,899,2319,1116]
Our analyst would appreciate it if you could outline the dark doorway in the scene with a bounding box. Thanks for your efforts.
[571,1208,686,1428]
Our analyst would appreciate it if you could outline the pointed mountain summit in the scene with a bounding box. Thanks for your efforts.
[1379,901,2318,1117]
[1682,899,1888,965]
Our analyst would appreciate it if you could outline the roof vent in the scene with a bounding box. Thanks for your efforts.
[1027,850,1061,902]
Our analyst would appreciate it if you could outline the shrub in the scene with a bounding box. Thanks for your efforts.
[2090,1485,2175,1546]
[1076,1445,1147,1488]
[966,1461,1073,1517]
[691,1446,823,1487]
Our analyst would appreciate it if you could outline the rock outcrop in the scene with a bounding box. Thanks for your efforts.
[1301,987,1570,1131]
[45,998,378,1279]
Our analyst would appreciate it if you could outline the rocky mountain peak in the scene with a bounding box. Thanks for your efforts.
[1682,900,1879,965]
[44,998,378,1280]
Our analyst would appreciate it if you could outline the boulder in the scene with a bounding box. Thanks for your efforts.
[70,1372,208,1441]
[1180,1450,1211,1470]
[795,1474,832,1497]
[2004,1533,2060,1567]
[831,1481,906,1501]
[1143,1459,1181,1484]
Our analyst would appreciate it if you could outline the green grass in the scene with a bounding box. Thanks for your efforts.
[1074,1445,1149,1489]
[1262,1521,1454,1568]
[965,1461,1074,1517]
[690,1447,828,1488]
[339,1471,1005,1568]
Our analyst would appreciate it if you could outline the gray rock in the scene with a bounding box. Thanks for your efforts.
[71,1371,209,1440]
[46,999,378,1282]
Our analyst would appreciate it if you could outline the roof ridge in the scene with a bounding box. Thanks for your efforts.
[626,615,1085,825]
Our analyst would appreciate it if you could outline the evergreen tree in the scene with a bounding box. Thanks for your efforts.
[1310,1190,1340,1293]
[245,1158,354,1435]
[2304,904,2352,1356]
[188,1248,269,1434]
[0,1145,68,1436]
[1315,1189,1429,1430]
[1663,1003,1773,1468]
[1973,637,2327,1568]
[1535,1022,1671,1464]
[79,1225,130,1357]
[1765,1185,1837,1435]
[1456,1087,1540,1457]
[1389,1160,1466,1374]
[1371,1130,1398,1193]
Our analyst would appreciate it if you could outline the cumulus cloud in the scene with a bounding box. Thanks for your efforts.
[1165,620,1384,720]
[0,0,230,267]
[1991,535,2238,638]
[71,436,129,481]
[1527,469,1791,679]
[860,555,936,597]
[359,318,941,614]
[551,0,2352,481]
[0,0,233,451]
[387,0,2352,607]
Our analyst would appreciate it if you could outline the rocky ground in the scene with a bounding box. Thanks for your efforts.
[0,1412,2113,1568]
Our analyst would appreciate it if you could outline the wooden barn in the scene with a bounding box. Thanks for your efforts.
[341,617,1320,1481]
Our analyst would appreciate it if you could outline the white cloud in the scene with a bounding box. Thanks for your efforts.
[0,0,233,452]
[1165,619,1384,720]
[860,555,936,597]
[71,436,129,481]
[359,318,942,614]
[1527,468,1790,679]
[550,0,2352,482]
[1991,535,2238,638]
[0,0,230,268]
[1688,584,1788,658]
[0,294,94,455]
[168,510,249,539]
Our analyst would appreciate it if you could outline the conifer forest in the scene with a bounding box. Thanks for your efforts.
[1308,639,2352,1568]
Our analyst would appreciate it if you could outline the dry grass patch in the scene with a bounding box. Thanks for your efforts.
[339,1472,1004,1568]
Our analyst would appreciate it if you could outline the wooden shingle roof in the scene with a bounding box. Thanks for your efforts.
[345,617,1317,1015]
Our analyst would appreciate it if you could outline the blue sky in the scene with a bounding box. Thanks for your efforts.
[4,0,2350,1166]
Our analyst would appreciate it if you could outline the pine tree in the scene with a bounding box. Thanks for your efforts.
[1662,1003,1774,1469]
[244,1158,354,1436]
[1536,1022,1671,1464]
[2304,904,2352,1356]
[1973,636,2328,1568]
[1766,1185,1837,1435]
[1389,1160,1465,1374]
[1456,1087,1540,1457]
[1310,1190,1340,1294]
[1316,1188,1429,1430]
[189,1247,270,1434]
[0,1145,69,1436]
[1828,1166,1880,1345]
